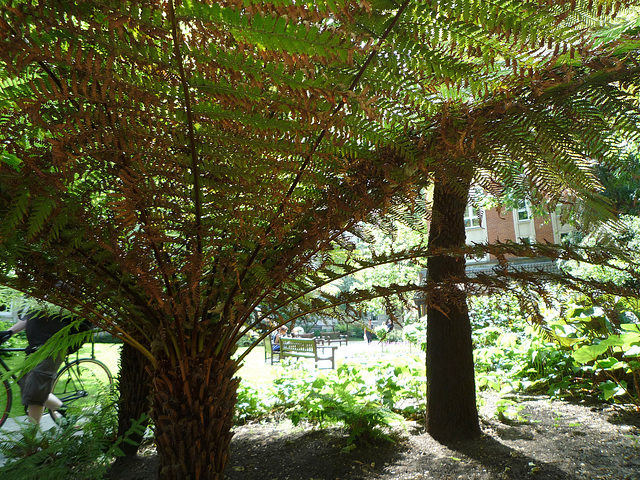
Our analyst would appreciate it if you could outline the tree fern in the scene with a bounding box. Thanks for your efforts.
[2,0,640,478]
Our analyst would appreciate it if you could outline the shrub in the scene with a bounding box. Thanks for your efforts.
[549,301,640,405]
[470,291,578,397]
[402,320,426,352]
[233,358,426,448]
[468,290,640,405]
[0,393,124,479]
[334,322,364,339]
[374,325,388,341]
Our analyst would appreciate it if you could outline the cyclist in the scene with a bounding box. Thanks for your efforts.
[0,308,71,424]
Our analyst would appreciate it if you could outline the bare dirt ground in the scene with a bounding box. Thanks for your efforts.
[106,393,640,480]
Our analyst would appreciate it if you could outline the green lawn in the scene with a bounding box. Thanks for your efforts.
[235,344,278,386]
[73,342,121,377]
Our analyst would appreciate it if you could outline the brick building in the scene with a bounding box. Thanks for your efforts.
[464,201,573,268]
[415,202,573,315]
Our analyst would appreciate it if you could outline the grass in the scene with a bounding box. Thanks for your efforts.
[70,342,121,376]
[235,344,279,386]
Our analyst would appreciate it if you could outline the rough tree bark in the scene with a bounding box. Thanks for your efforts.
[116,341,151,457]
[426,166,481,441]
[151,351,239,480]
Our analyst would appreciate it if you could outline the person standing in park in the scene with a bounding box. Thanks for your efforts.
[364,319,374,343]
[0,307,72,424]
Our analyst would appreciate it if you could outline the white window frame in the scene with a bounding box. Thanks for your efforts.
[464,205,482,229]
[517,200,532,222]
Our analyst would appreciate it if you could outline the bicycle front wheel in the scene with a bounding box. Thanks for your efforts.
[0,378,11,428]
[51,359,113,420]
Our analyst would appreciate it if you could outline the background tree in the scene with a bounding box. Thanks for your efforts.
[345,219,426,322]
[597,149,640,216]
[359,2,640,440]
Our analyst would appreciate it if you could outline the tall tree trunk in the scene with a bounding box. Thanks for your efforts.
[426,166,481,441]
[151,352,239,480]
[116,341,151,457]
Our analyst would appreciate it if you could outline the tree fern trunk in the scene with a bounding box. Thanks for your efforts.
[116,341,151,457]
[151,353,239,480]
[425,166,481,441]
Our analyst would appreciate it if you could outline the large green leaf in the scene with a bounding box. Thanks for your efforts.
[572,344,609,364]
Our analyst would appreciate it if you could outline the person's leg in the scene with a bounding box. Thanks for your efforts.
[44,393,63,411]
[26,394,63,423]
[27,404,45,423]
[44,393,64,420]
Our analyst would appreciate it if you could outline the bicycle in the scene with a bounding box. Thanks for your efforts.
[0,337,113,428]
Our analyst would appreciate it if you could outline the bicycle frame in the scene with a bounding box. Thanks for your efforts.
[0,347,27,380]
[54,361,91,404]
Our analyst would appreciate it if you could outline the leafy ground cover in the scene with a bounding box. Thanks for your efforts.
[105,337,640,480]
[105,391,640,480]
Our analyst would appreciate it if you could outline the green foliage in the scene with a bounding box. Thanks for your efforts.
[494,398,527,423]
[2,0,640,473]
[561,215,640,288]
[295,371,403,451]
[472,317,576,397]
[550,303,640,405]
[0,394,121,479]
[234,358,426,448]
[330,322,365,339]
[374,325,389,342]
[402,321,426,352]
[346,221,426,317]
[234,383,274,425]
[0,286,20,309]
[0,321,24,349]
[468,291,640,406]
[469,292,572,395]
[597,150,640,216]
[1,0,637,370]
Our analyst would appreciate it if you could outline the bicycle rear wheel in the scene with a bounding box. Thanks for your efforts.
[50,359,113,420]
[0,378,11,428]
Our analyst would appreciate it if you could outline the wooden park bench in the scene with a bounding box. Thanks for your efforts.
[279,337,338,369]
[318,331,348,346]
[292,332,315,339]
[263,334,280,365]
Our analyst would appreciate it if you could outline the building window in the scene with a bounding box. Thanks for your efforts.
[464,205,481,228]
[517,200,532,221]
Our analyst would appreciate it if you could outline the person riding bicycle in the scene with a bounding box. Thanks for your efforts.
[0,307,75,424]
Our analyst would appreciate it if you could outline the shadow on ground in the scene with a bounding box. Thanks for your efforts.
[104,394,640,480]
[224,423,405,480]
[441,434,579,480]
